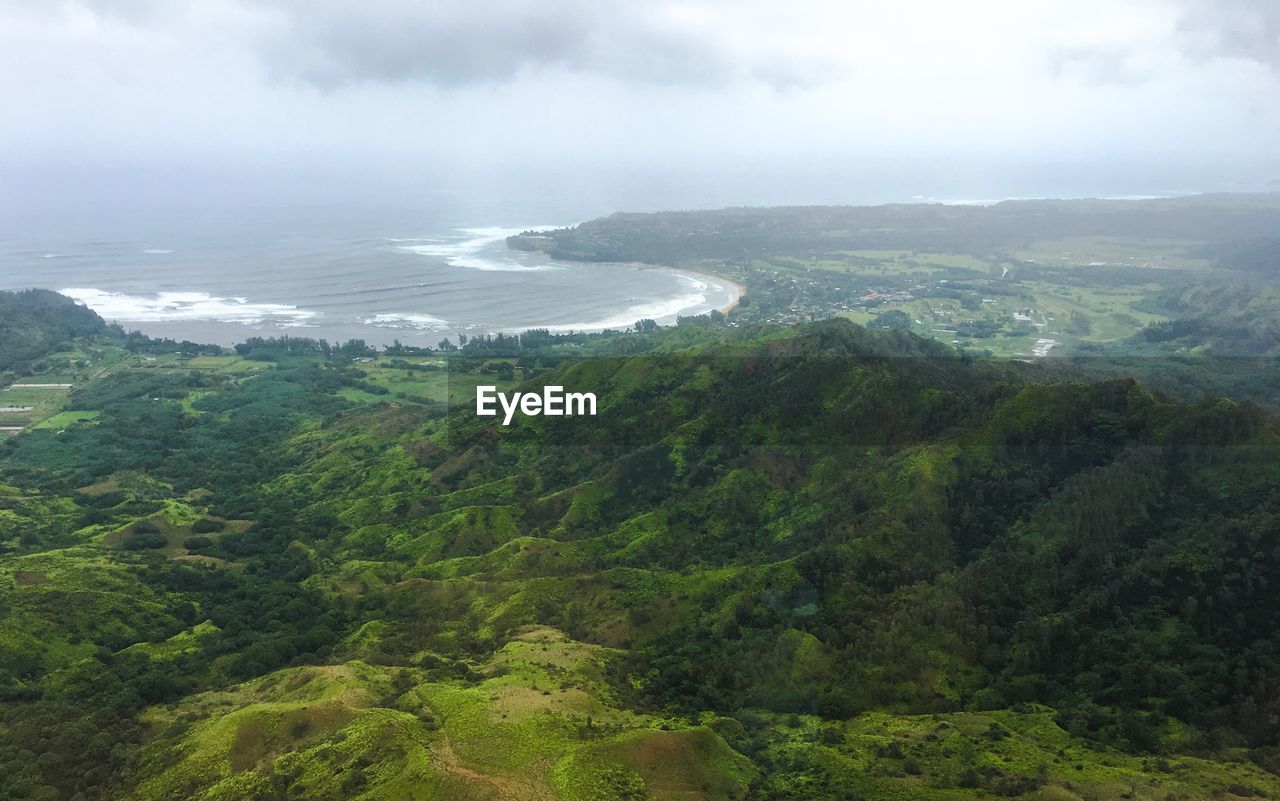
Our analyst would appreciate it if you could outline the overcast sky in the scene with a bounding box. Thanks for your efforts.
[1,0,1278,218]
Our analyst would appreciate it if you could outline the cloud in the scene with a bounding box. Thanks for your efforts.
[1177,0,1280,70]
[1,0,1277,205]
[1049,45,1156,86]
[245,0,835,90]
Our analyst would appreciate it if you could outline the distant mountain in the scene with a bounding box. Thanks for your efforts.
[509,194,1280,264]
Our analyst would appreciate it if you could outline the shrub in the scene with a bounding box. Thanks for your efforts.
[124,531,167,550]
[969,687,1006,711]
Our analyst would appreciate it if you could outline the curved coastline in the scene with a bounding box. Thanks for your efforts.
[41,224,749,346]
[642,264,744,316]
[503,227,744,324]
[717,275,746,314]
[508,261,744,334]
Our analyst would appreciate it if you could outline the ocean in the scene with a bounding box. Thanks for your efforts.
[0,203,738,348]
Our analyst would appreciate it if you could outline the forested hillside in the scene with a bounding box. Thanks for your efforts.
[0,289,108,375]
[508,195,1280,263]
[3,292,1280,800]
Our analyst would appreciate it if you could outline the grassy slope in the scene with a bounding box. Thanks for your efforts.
[5,313,1280,799]
[107,326,1278,798]
[117,640,1280,801]
[126,628,754,801]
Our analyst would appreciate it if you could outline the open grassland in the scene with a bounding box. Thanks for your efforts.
[126,352,274,374]
[125,630,755,801]
[0,343,281,442]
[181,354,274,373]
[804,241,1201,356]
[0,383,74,428]
[0,548,190,675]
[1,345,165,429]
[343,356,522,407]
[816,250,995,276]
[1010,237,1212,271]
[32,409,101,430]
[117,633,1280,801]
[100,503,249,566]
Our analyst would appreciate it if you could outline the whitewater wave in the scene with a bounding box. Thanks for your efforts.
[362,312,450,330]
[396,225,562,272]
[532,275,716,333]
[142,248,174,255]
[61,288,317,325]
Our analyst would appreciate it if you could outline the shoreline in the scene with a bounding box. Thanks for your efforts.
[57,270,743,344]
[50,246,749,345]
[502,259,745,334]
[641,263,745,318]
[715,274,746,315]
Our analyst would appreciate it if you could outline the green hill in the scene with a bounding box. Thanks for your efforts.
[0,289,108,374]
[3,297,1280,800]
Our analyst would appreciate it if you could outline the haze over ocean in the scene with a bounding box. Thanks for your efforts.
[6,164,1249,350]
[0,197,739,347]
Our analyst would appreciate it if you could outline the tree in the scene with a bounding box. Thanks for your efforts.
[869,309,912,330]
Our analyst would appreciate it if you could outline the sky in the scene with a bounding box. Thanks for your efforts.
[1,0,1278,219]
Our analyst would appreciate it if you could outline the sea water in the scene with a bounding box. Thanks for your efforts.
[0,202,738,347]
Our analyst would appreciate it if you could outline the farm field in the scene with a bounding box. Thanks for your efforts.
[1009,237,1212,270]
[712,234,1218,356]
[345,356,523,407]
[0,346,131,430]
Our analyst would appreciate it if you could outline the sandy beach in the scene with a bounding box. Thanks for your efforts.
[644,264,746,317]
[712,273,747,314]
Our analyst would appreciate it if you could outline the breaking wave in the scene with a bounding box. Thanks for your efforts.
[60,288,316,325]
[396,226,562,272]
[361,312,451,330]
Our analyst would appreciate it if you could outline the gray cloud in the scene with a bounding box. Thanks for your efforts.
[251,0,823,90]
[23,0,832,90]
[1177,0,1280,69]
[2,0,1277,207]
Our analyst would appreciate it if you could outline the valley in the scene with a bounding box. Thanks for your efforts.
[4,274,1280,798]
